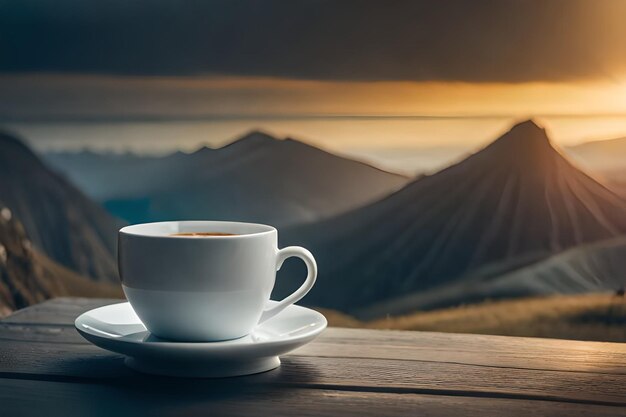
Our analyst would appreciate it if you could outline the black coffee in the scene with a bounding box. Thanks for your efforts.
[170,232,237,237]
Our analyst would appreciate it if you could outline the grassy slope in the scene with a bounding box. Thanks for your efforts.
[319,293,626,343]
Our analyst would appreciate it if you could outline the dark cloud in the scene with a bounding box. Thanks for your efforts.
[1,0,625,82]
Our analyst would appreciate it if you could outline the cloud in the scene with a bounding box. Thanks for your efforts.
[1,0,626,82]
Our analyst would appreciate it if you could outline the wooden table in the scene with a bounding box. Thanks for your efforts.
[1,298,625,416]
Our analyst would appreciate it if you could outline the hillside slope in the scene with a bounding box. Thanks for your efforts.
[0,131,121,281]
[0,203,122,317]
[359,236,626,317]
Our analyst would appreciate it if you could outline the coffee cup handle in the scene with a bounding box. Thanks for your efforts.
[259,246,317,323]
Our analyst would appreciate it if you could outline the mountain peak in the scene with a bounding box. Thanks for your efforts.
[501,119,548,143]
[235,130,278,145]
[212,130,278,153]
[487,119,555,161]
[512,119,543,131]
[188,146,215,157]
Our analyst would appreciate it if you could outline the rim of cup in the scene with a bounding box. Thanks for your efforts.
[119,220,277,239]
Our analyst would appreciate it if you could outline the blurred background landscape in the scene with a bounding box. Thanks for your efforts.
[1,0,626,342]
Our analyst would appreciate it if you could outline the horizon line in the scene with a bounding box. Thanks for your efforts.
[3,112,626,124]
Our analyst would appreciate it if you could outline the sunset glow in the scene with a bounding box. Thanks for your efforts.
[5,74,626,120]
[5,73,626,175]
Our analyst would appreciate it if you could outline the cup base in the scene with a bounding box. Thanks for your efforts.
[146,331,249,343]
[122,284,265,342]
[124,356,281,378]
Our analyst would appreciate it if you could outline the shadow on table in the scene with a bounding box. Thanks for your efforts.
[46,355,322,416]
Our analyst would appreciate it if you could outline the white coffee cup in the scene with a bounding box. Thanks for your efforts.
[118,221,317,342]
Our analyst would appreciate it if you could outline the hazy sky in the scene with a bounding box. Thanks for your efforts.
[2,0,626,158]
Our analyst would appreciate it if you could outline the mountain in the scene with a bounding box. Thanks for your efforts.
[44,131,409,226]
[279,120,626,313]
[0,203,122,316]
[567,137,626,198]
[567,136,626,172]
[42,150,151,201]
[0,131,122,281]
[567,138,626,198]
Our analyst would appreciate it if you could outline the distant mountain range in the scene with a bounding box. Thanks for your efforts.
[3,121,625,318]
[0,202,121,316]
[567,137,626,198]
[0,131,121,281]
[278,120,626,313]
[44,131,409,227]
[567,136,626,172]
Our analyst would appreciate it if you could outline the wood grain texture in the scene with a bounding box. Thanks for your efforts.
[2,298,626,416]
[0,339,625,406]
[4,298,626,375]
[1,297,119,325]
[3,379,625,417]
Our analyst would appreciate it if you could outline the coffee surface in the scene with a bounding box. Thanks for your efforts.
[170,232,237,237]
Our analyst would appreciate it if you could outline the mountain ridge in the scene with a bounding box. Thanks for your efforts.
[44,130,410,226]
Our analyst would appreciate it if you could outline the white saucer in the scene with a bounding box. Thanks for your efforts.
[75,301,327,378]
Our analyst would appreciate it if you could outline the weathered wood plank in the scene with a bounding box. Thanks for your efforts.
[1,297,120,325]
[1,378,625,417]
[3,322,625,378]
[3,298,626,376]
[0,339,625,406]
[5,297,626,411]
